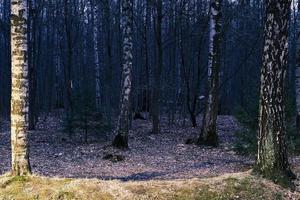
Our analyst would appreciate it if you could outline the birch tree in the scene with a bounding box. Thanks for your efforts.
[11,0,31,175]
[256,0,295,182]
[112,0,133,148]
[198,0,222,147]
[28,0,38,130]
[92,2,101,112]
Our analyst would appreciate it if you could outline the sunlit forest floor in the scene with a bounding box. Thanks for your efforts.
[0,112,300,199]
[0,171,299,200]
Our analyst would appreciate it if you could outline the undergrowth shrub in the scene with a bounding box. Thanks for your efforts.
[234,94,300,156]
[62,88,112,143]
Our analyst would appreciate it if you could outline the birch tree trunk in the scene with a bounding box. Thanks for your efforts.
[92,3,101,113]
[112,0,133,148]
[256,0,295,182]
[11,0,31,176]
[198,0,222,147]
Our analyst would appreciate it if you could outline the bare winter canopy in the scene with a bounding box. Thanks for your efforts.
[0,0,298,189]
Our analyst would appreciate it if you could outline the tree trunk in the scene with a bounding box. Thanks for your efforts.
[256,0,295,183]
[112,0,133,148]
[295,0,300,132]
[11,0,32,176]
[103,0,113,125]
[151,0,163,134]
[190,113,197,127]
[92,3,101,113]
[296,65,300,130]
[198,0,222,147]
[64,0,74,135]
[28,0,37,130]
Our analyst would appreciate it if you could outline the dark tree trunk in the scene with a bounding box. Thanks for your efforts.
[190,113,197,127]
[64,0,74,135]
[151,0,163,134]
[295,0,300,134]
[28,0,38,130]
[103,0,113,126]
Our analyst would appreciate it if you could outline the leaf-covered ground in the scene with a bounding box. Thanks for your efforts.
[0,112,299,199]
[0,114,253,179]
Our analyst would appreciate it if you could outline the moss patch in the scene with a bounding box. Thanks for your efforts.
[0,175,113,200]
[168,177,284,200]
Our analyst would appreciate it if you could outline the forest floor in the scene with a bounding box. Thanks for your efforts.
[0,113,300,199]
[0,114,253,179]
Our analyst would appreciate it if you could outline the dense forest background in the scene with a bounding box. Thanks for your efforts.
[0,0,272,126]
[0,0,300,198]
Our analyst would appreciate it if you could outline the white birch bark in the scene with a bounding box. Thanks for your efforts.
[92,4,101,112]
[257,0,294,179]
[11,0,31,175]
[112,0,133,148]
[200,0,222,146]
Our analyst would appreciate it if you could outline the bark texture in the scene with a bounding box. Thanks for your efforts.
[11,0,31,176]
[199,0,222,147]
[113,0,133,148]
[257,0,293,181]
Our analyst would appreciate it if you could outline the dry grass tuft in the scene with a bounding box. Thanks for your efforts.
[0,171,298,200]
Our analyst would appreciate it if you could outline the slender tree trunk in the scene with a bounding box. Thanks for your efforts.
[11,0,32,176]
[112,0,133,148]
[92,3,101,113]
[64,0,73,134]
[28,0,37,130]
[103,0,113,125]
[152,0,163,134]
[295,0,300,132]
[256,0,295,182]
[145,0,151,114]
[296,58,300,130]
[46,2,55,114]
[198,0,222,147]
